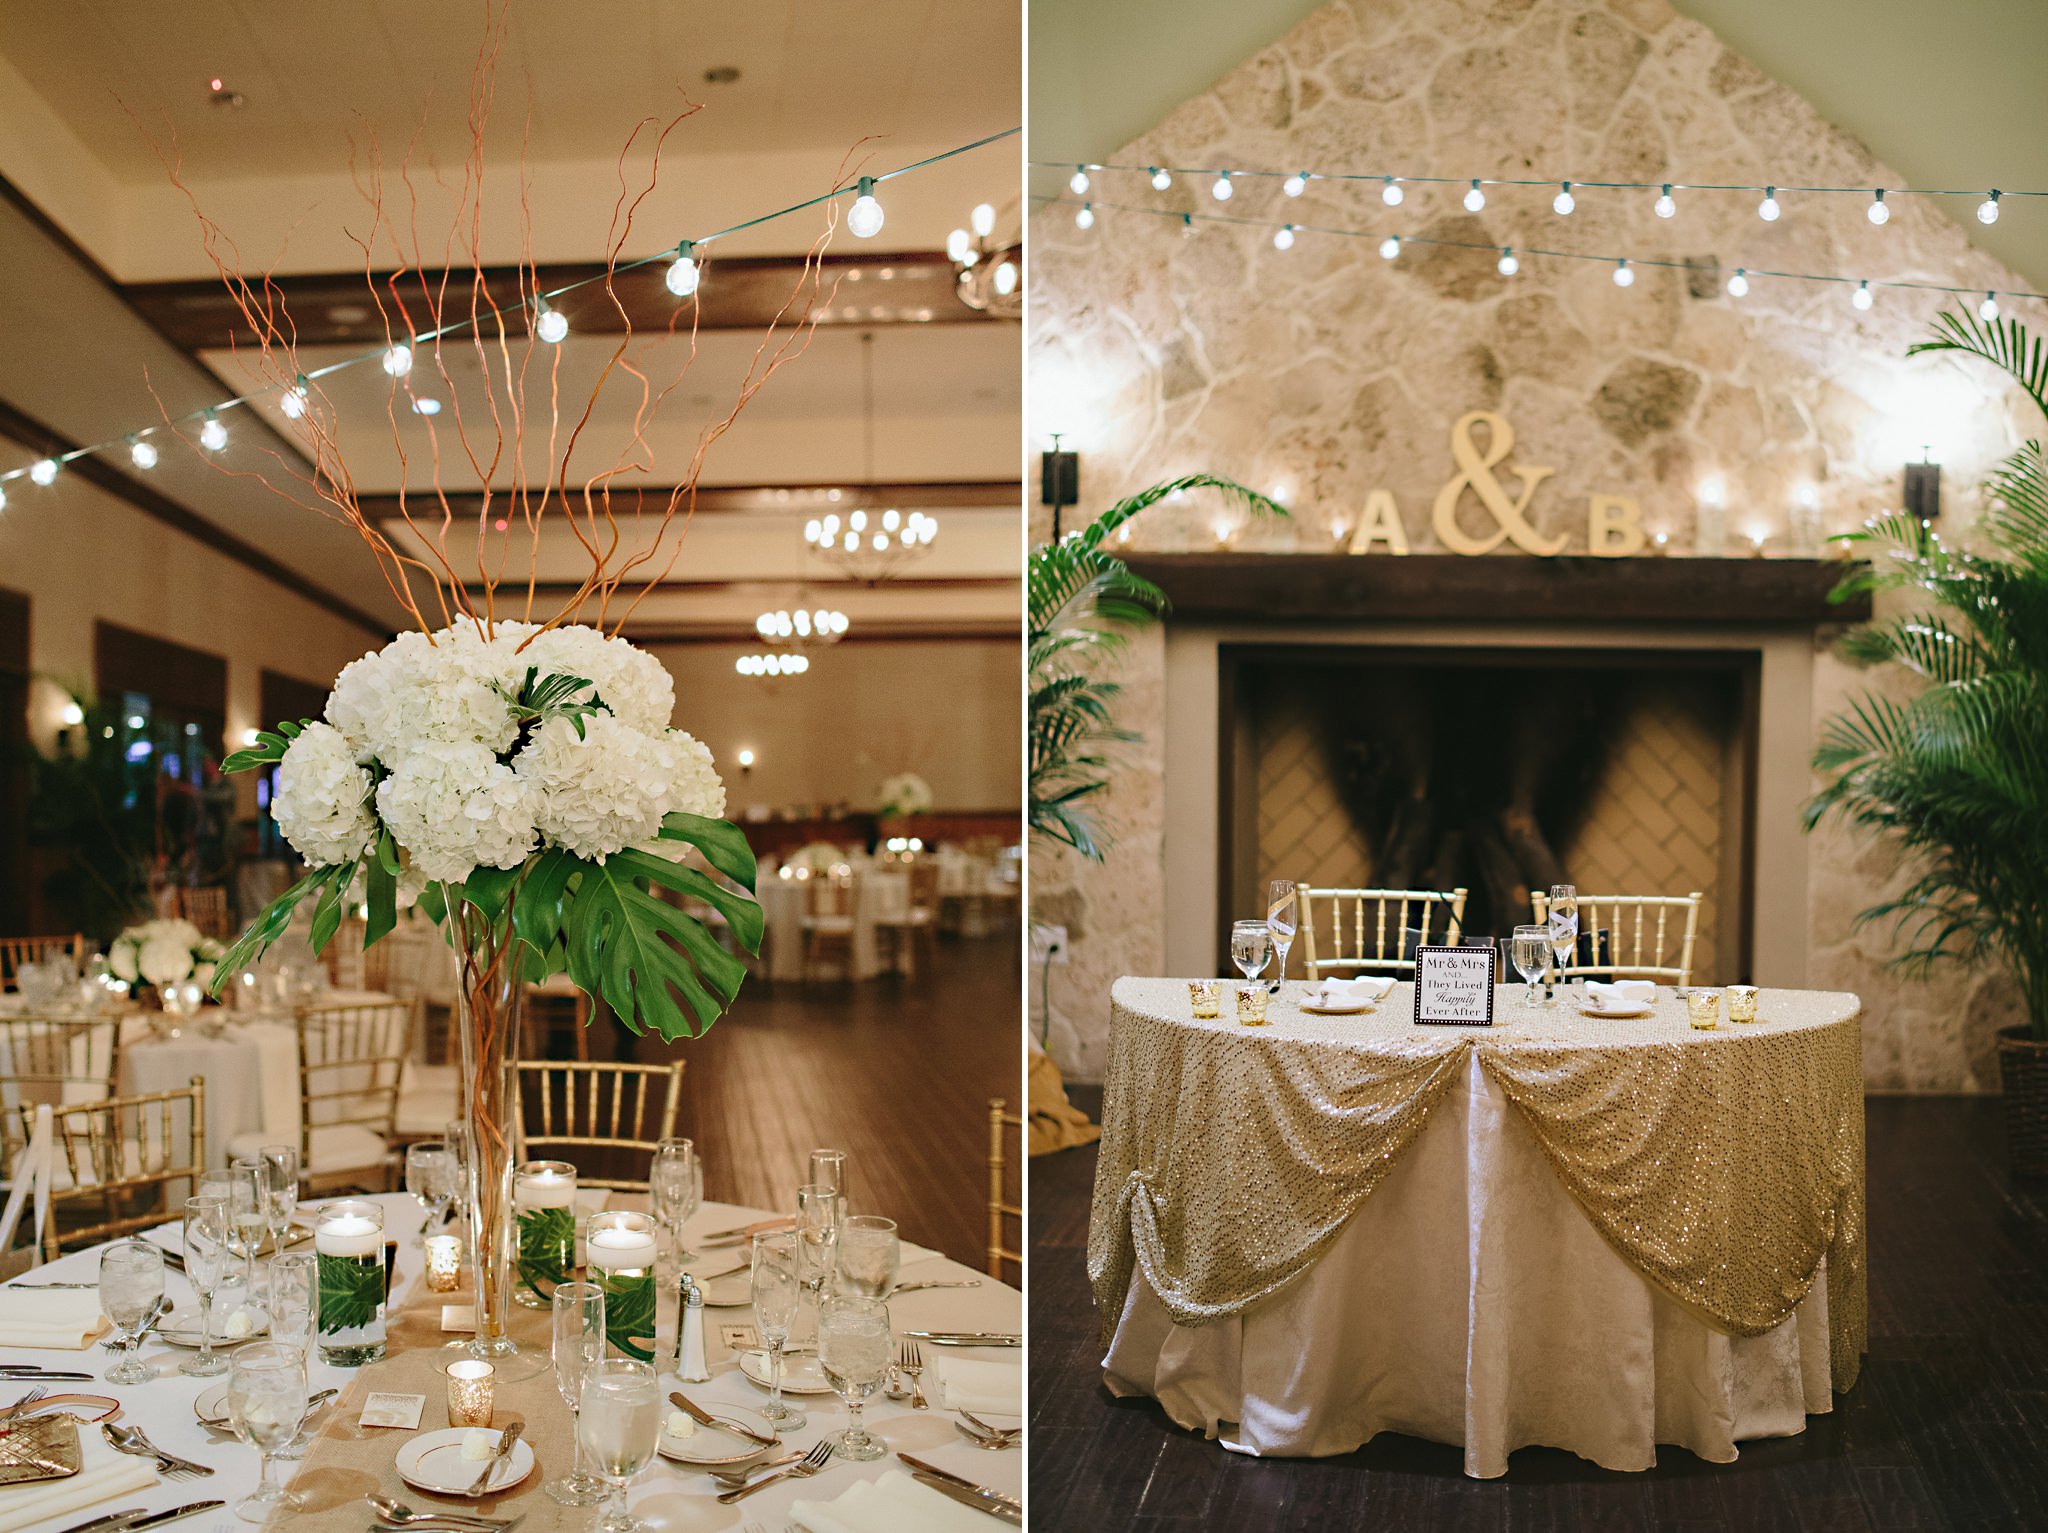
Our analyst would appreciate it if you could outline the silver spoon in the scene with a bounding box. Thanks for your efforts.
[365,1496,519,1530]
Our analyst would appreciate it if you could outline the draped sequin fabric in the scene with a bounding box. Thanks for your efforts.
[1088,980,1866,1391]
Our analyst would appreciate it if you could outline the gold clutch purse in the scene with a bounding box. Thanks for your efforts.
[0,1413,82,1487]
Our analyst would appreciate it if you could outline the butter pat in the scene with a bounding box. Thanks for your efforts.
[665,1410,695,1438]
[223,1310,254,1338]
[460,1428,497,1462]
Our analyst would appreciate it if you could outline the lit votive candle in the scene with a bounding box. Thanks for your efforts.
[1727,984,1760,1024]
[512,1161,578,1308]
[1687,988,1722,1030]
[1237,984,1269,1027]
[425,1234,461,1292]
[1188,981,1221,1018]
[445,1359,494,1426]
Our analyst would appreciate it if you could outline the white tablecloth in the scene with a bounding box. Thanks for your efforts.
[1103,1044,1835,1478]
[759,874,908,982]
[0,1196,1020,1528]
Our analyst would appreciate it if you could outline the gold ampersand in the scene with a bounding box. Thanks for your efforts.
[1430,411,1564,556]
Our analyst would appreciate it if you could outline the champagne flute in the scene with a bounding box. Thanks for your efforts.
[405,1141,456,1246]
[835,1215,899,1299]
[227,1341,308,1522]
[1229,920,1271,997]
[1511,925,1550,1010]
[1266,880,1299,991]
[547,1281,607,1506]
[750,1232,807,1430]
[807,1148,847,1202]
[1548,884,1580,992]
[649,1139,700,1265]
[818,1294,891,1462]
[100,1239,164,1386]
[204,1163,267,1299]
[257,1144,299,1279]
[577,1358,661,1533]
[181,1194,232,1378]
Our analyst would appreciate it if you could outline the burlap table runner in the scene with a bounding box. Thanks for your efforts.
[1088,980,1866,1390]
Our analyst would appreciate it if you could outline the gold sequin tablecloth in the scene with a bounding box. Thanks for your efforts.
[1088,980,1865,1394]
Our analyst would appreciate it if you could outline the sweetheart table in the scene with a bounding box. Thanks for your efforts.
[1090,978,1865,1478]
[0,1193,1020,1529]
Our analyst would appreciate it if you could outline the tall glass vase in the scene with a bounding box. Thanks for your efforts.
[451,906,526,1366]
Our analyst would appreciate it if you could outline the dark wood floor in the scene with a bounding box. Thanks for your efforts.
[598,932,1018,1270]
[1030,1087,2048,1532]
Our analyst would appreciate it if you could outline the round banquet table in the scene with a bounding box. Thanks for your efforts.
[1090,978,1865,1478]
[0,1193,1019,1532]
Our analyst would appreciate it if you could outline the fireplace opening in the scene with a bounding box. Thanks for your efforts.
[1221,645,1759,985]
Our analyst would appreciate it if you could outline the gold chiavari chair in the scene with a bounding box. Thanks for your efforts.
[513,1060,684,1191]
[169,887,231,940]
[0,936,84,989]
[3,1075,206,1263]
[232,998,417,1193]
[0,1018,122,1104]
[1529,890,1704,989]
[801,871,862,985]
[986,1098,1023,1282]
[1297,886,1469,978]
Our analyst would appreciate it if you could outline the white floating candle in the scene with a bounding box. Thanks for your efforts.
[315,1213,383,1258]
[586,1228,658,1271]
[513,1163,577,1210]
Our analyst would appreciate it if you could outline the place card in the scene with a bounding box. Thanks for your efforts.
[719,1323,760,1351]
[361,1392,427,1430]
[440,1305,477,1333]
[1413,945,1496,1026]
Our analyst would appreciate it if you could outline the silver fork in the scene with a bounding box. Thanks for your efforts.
[896,1340,929,1410]
[0,1388,48,1425]
[102,1423,213,1480]
[716,1440,831,1505]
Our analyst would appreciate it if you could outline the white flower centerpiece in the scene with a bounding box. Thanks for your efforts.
[877,771,934,820]
[215,618,762,1362]
[110,918,224,1007]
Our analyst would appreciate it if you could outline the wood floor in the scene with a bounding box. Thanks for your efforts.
[1030,1087,2048,1532]
[598,932,1019,1270]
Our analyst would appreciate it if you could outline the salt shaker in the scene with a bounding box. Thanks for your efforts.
[676,1270,710,1381]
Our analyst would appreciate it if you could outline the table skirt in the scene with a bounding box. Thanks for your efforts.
[1103,1048,1834,1478]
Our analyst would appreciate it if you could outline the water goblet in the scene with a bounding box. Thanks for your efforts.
[1511,925,1550,1009]
[750,1232,807,1431]
[181,1194,232,1378]
[100,1239,164,1386]
[1266,880,1299,987]
[835,1215,899,1298]
[650,1139,701,1264]
[227,1341,308,1522]
[818,1294,891,1462]
[266,1252,318,1460]
[547,1282,607,1506]
[405,1141,456,1247]
[1229,920,1271,991]
[577,1358,661,1533]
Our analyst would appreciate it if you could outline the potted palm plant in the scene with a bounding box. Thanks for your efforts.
[1807,308,2048,1173]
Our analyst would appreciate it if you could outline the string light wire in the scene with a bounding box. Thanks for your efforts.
[0,127,1020,488]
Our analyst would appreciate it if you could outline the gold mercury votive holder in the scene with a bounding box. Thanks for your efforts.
[424,1234,462,1292]
[1687,988,1722,1030]
[1727,984,1760,1024]
[1188,980,1221,1019]
[1237,984,1269,1027]
[445,1359,494,1426]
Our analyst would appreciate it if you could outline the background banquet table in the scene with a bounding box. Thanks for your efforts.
[757,870,907,983]
[0,1192,1020,1530]
[1091,978,1864,1478]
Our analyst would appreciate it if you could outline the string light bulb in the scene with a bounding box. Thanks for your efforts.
[1069,165,1090,195]
[847,176,885,238]
[129,435,158,469]
[1149,167,1172,191]
[29,459,57,486]
[971,203,996,237]
[199,412,228,451]
[1463,179,1486,211]
[1654,184,1675,218]
[1978,189,2002,224]
[1381,177,1403,206]
[1553,181,1575,215]
[280,376,310,419]
[1758,186,1781,221]
[1497,247,1519,276]
[1726,268,1749,297]
[946,227,971,262]
[1379,235,1400,260]
[1980,291,2000,321]
[1211,172,1233,201]
[1272,223,1294,250]
[381,342,412,376]
[1075,202,1094,229]
[664,240,700,297]
[534,298,569,343]
[1852,280,1873,311]
[1283,171,1307,197]
[1867,189,1889,225]
[994,260,1018,296]
[1612,259,1634,287]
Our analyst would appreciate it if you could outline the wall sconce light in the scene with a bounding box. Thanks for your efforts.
[1041,433,1080,539]
[1903,447,1941,520]
[59,700,84,727]
[737,749,756,773]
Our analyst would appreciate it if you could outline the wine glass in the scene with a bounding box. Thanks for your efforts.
[547,1281,607,1506]
[1266,880,1299,989]
[750,1231,807,1430]
[818,1294,891,1462]
[100,1239,164,1386]
[649,1139,701,1265]
[577,1358,661,1533]
[257,1144,299,1280]
[1511,925,1550,1009]
[405,1141,456,1246]
[181,1194,232,1378]
[1229,920,1271,997]
[227,1341,308,1522]
[1547,884,1580,990]
[835,1215,899,1299]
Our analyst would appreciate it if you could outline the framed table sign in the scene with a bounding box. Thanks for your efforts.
[1414,945,1496,1026]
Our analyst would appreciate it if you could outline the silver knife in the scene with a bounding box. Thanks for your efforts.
[899,1454,1023,1508]
[911,1471,1023,1524]
[900,1330,1022,1347]
[123,1503,226,1532]
[892,1280,983,1294]
[52,1509,147,1533]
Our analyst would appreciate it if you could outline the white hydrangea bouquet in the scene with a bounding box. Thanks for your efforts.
[877,771,934,819]
[110,918,224,992]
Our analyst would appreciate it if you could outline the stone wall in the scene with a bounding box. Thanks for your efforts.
[1029,0,2035,1089]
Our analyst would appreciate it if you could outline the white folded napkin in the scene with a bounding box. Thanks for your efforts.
[792,1468,999,1533]
[1310,977,1394,1006]
[0,1288,105,1349]
[0,1432,157,1533]
[928,1351,1022,1415]
[1584,979,1657,1012]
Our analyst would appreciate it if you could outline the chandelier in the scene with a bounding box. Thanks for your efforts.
[735,653,810,678]
[755,606,849,647]
[947,201,1022,318]
[802,332,939,583]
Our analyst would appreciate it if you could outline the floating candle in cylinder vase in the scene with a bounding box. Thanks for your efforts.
[586,1210,658,1362]
[512,1161,578,1308]
[314,1199,387,1365]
